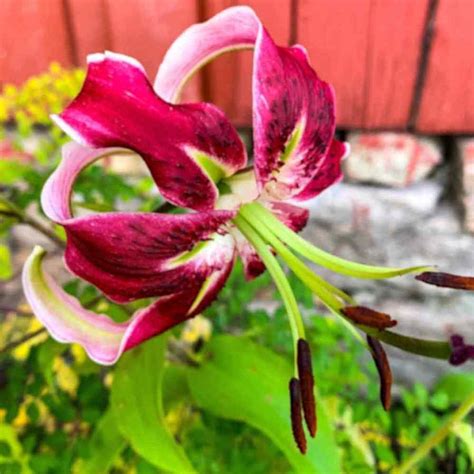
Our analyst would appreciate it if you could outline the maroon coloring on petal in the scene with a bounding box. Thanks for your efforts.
[366,336,392,411]
[289,377,307,454]
[341,306,397,330]
[416,272,474,291]
[63,211,235,303]
[123,249,235,351]
[254,31,336,199]
[56,53,246,211]
[294,139,347,201]
[264,201,309,233]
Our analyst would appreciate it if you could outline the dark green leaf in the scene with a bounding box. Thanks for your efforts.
[186,335,341,474]
[110,336,194,473]
[81,410,126,474]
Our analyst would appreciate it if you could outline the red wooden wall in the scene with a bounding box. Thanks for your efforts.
[0,0,473,133]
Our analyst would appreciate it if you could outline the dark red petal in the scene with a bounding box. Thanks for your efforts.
[123,249,235,351]
[294,139,348,201]
[297,339,317,437]
[341,306,397,330]
[54,52,246,211]
[264,201,309,233]
[289,378,307,454]
[254,35,336,200]
[366,336,392,411]
[63,211,235,302]
[416,272,474,290]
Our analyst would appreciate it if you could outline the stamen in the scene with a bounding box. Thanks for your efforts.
[342,306,397,329]
[245,202,430,279]
[289,378,307,454]
[366,336,392,411]
[416,272,474,291]
[297,339,317,437]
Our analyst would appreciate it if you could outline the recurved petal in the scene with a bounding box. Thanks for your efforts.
[155,6,258,102]
[254,39,336,200]
[42,142,129,222]
[155,6,337,200]
[62,211,235,303]
[23,246,234,365]
[53,51,246,211]
[294,140,349,201]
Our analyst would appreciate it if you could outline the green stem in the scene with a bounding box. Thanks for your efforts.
[393,391,474,474]
[245,202,431,279]
[233,215,305,349]
[0,194,65,248]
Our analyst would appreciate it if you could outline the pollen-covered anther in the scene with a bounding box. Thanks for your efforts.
[366,336,392,411]
[297,339,317,437]
[289,378,307,454]
[341,306,397,330]
[415,272,474,291]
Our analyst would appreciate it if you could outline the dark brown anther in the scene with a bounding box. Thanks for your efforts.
[366,336,392,411]
[415,272,474,291]
[297,339,317,437]
[341,306,397,329]
[289,378,307,454]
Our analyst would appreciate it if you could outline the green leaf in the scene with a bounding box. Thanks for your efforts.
[451,422,474,464]
[0,161,29,185]
[434,373,474,404]
[0,424,32,473]
[110,336,195,473]
[81,410,126,474]
[0,244,12,280]
[186,335,341,474]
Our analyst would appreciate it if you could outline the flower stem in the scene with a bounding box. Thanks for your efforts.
[393,391,474,474]
[244,202,431,279]
[233,215,305,350]
[0,194,66,248]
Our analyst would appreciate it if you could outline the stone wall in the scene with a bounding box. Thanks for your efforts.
[303,132,474,385]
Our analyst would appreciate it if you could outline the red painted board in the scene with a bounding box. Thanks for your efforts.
[0,0,72,86]
[363,0,428,129]
[66,0,110,64]
[105,0,201,102]
[416,0,474,133]
[297,0,371,128]
[204,0,292,127]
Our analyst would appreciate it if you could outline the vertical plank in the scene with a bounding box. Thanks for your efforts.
[66,0,110,64]
[364,0,428,129]
[105,0,201,102]
[417,0,474,133]
[0,0,72,85]
[297,0,371,128]
[204,0,292,127]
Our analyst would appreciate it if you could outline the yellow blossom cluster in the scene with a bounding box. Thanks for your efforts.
[0,62,84,127]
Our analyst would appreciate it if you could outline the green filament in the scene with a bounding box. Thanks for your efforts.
[244,202,432,279]
[233,215,305,353]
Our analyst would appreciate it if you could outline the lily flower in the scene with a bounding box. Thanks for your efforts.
[22,6,473,453]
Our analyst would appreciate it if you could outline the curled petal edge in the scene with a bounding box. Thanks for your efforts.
[41,142,130,223]
[22,246,234,365]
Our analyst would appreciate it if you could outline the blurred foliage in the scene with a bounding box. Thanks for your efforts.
[0,65,472,473]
